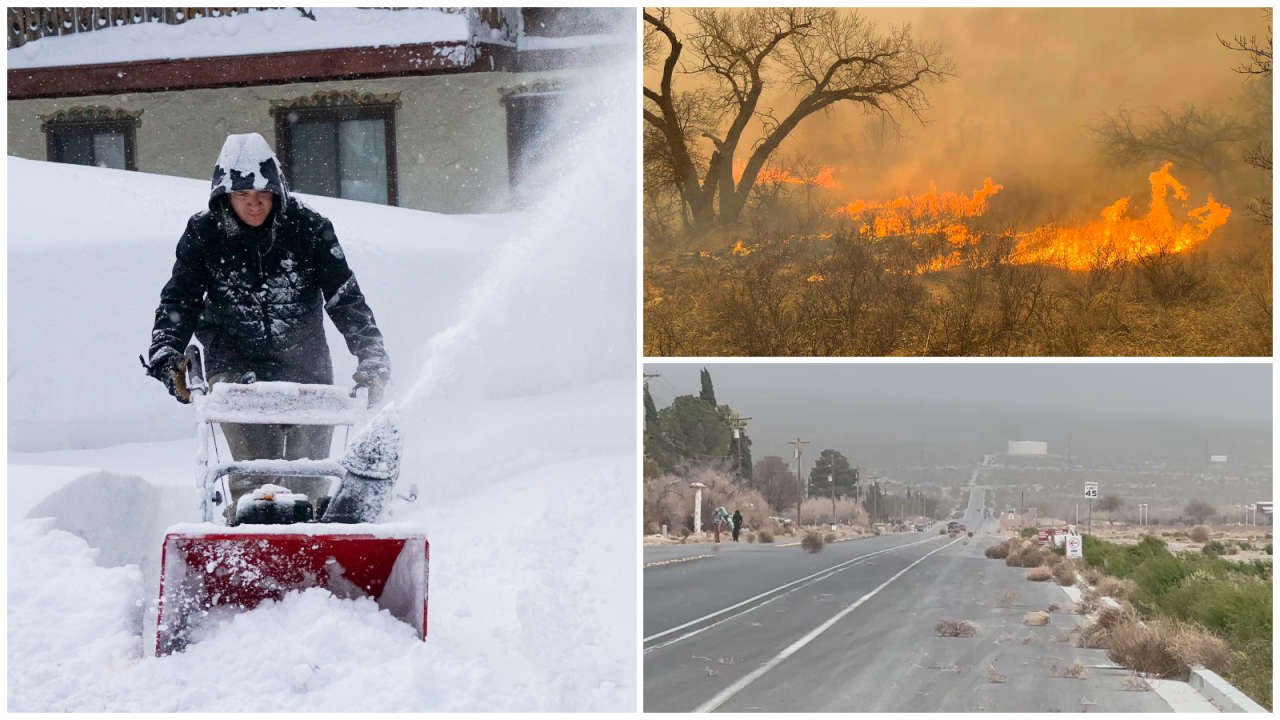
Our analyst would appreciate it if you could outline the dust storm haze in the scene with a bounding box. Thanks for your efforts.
[655,7,1270,231]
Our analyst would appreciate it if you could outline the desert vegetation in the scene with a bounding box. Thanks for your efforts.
[644,9,1271,357]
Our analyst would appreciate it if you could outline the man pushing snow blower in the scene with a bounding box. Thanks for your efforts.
[141,133,427,654]
[144,132,392,523]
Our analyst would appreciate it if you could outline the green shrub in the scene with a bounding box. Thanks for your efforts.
[1020,527,1039,539]
[1266,543,1273,556]
[1203,540,1228,556]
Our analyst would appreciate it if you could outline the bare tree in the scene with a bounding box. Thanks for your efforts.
[1091,105,1247,176]
[1220,12,1273,225]
[644,7,951,230]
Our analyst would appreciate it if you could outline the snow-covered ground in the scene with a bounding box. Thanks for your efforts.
[7,44,637,710]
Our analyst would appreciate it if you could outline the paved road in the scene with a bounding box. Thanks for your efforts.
[644,486,1174,712]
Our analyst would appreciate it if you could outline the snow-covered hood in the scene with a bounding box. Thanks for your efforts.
[208,132,290,211]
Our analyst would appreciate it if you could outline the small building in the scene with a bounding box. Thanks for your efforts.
[1007,440,1048,456]
[1209,455,1229,463]
[7,7,631,214]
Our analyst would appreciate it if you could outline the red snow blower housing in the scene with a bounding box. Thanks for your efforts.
[155,347,427,655]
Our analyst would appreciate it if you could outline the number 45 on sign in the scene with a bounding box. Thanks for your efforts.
[1084,482,1099,498]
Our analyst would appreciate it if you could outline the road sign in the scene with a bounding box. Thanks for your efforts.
[1083,482,1099,499]
[1066,532,1083,559]
[1037,530,1050,544]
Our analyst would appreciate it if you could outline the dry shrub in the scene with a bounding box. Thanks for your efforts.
[645,521,660,535]
[1023,611,1051,626]
[1025,565,1053,582]
[1081,567,1103,586]
[643,469,773,536]
[967,531,974,537]
[996,591,1019,608]
[783,524,796,536]
[1106,622,1188,678]
[757,529,774,543]
[824,532,837,544]
[1053,660,1087,679]
[744,531,756,543]
[801,531,824,553]
[987,664,1008,683]
[936,620,978,638]
[1164,619,1235,676]
[1078,602,1141,648]
[1075,590,1101,616]
[985,541,1009,559]
[1095,576,1137,599]
[1189,525,1212,543]
[1053,562,1077,586]
[939,527,947,535]
[1122,672,1152,692]
[800,498,871,528]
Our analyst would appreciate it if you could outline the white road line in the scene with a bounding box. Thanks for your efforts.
[693,537,962,713]
[643,535,943,644]
[644,552,881,654]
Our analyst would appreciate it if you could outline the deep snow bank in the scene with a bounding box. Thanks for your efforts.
[7,157,505,452]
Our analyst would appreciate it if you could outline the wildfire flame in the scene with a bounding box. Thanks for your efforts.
[1009,162,1230,271]
[835,164,1229,273]
[737,162,841,190]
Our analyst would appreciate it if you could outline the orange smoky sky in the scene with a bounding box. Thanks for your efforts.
[646,7,1270,224]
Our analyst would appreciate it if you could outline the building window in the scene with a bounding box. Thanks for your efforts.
[275,102,398,206]
[42,110,138,170]
[504,90,568,203]
[521,7,627,37]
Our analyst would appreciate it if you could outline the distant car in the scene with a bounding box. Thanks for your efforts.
[914,524,926,532]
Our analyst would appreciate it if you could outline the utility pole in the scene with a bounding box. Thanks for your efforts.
[829,473,836,527]
[729,416,752,480]
[790,437,809,527]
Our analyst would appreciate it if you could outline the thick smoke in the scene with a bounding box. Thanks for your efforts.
[665,8,1270,233]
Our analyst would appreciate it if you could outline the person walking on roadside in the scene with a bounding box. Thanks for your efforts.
[731,509,743,542]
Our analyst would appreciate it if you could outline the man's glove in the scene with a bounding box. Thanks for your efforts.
[143,348,190,404]
[352,357,390,408]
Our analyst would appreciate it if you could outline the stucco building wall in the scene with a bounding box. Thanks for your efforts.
[8,66,581,213]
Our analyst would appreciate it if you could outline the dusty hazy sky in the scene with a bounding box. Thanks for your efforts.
[644,363,1272,463]
[647,7,1270,221]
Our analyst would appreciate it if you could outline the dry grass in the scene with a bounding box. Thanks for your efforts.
[987,663,1008,683]
[985,540,1010,559]
[1095,576,1138,599]
[1189,525,1212,543]
[824,532,837,544]
[801,531,824,553]
[1078,603,1140,649]
[757,529,774,543]
[1025,565,1053,582]
[1053,562,1077,586]
[936,620,978,638]
[1053,660,1088,679]
[1081,566,1104,586]
[1024,611,1051,626]
[1103,616,1234,679]
[996,590,1019,608]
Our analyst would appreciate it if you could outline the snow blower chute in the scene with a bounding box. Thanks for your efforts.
[154,348,427,655]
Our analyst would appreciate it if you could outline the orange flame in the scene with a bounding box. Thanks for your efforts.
[834,165,1228,273]
[737,163,841,190]
[1009,163,1230,270]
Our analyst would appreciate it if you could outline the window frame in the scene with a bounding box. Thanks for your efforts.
[503,89,568,199]
[274,103,399,207]
[44,117,137,170]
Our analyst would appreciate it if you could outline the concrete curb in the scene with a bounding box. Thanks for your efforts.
[1189,667,1268,713]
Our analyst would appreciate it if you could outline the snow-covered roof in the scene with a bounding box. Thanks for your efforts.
[7,8,470,69]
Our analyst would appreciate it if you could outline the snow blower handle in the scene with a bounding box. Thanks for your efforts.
[182,345,210,398]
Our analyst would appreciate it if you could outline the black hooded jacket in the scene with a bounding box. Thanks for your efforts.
[149,133,388,384]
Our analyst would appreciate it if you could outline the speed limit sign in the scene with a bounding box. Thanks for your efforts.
[1084,482,1099,498]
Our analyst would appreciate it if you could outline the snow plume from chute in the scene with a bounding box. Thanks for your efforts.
[400,42,636,410]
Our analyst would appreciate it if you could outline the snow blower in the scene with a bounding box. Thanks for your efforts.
[154,347,427,655]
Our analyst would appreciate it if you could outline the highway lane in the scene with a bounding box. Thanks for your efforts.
[644,485,1173,712]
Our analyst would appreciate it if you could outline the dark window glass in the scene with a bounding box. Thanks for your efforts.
[278,106,396,206]
[522,7,626,36]
[505,91,568,203]
[46,121,134,170]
